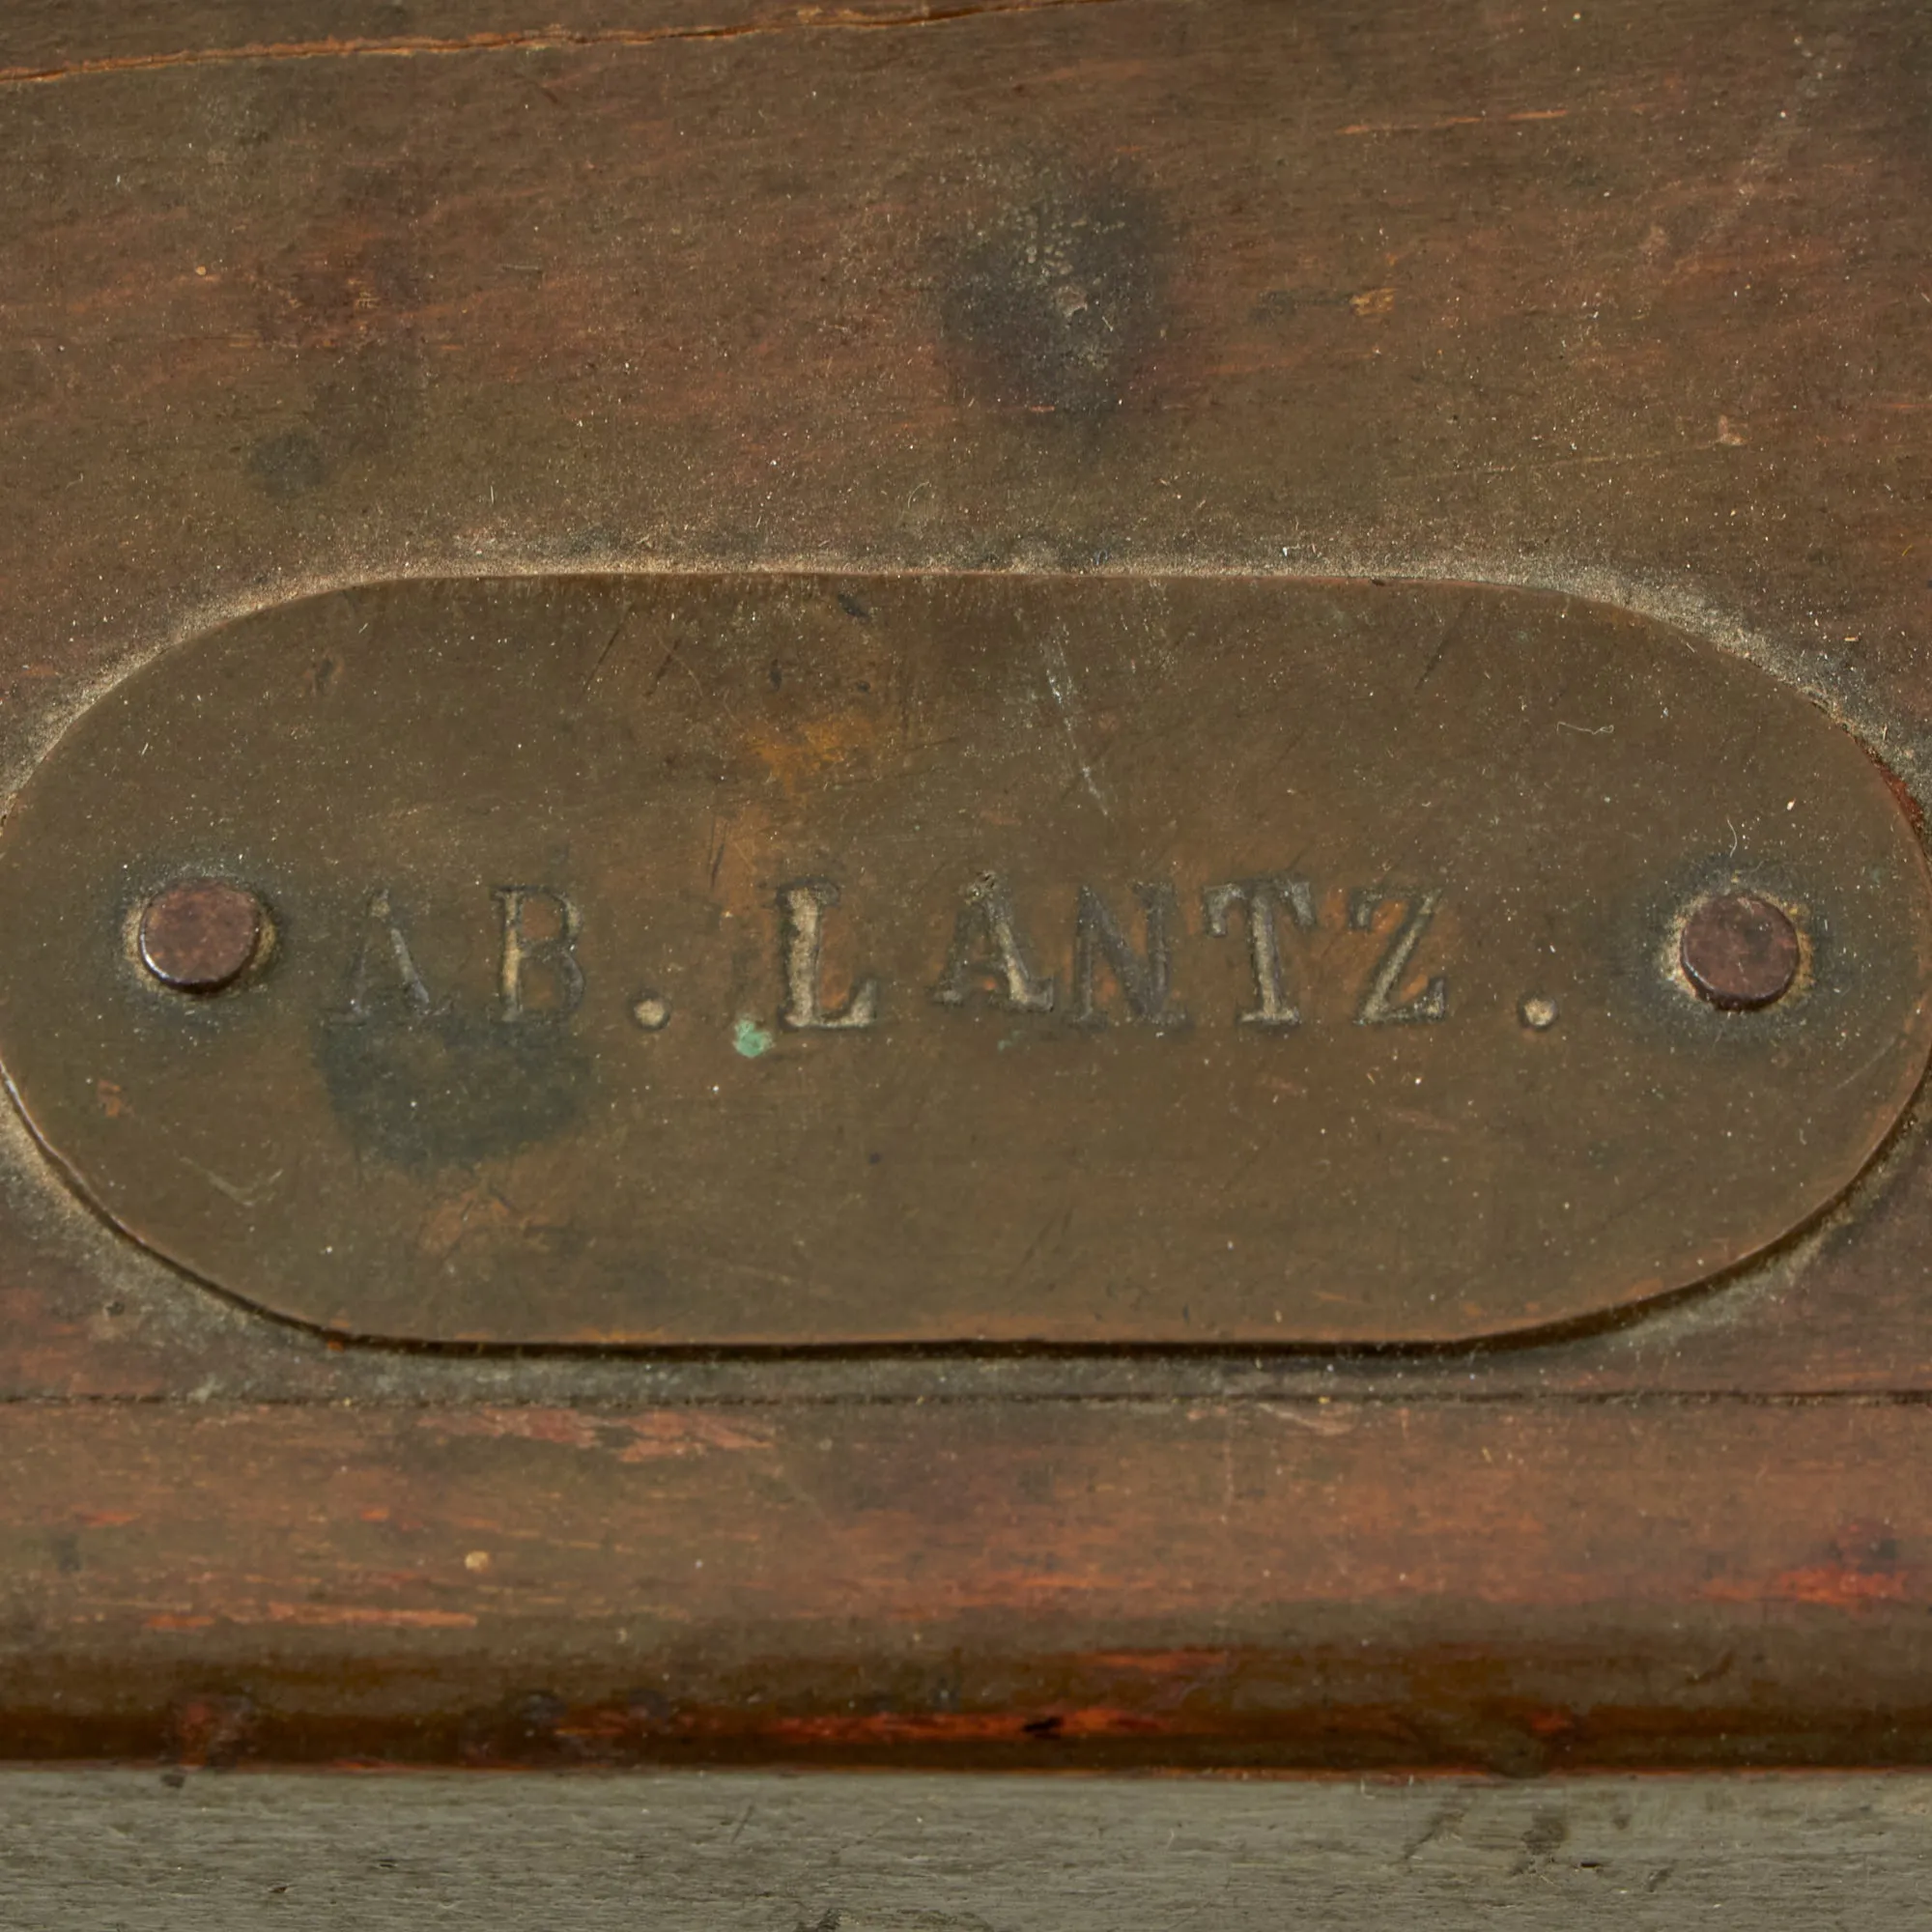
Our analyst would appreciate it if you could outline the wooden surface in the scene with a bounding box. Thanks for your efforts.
[6,1769,1932,1926]
[3,0,1932,1764]
[0,0,1930,1398]
[11,1398,1932,1771]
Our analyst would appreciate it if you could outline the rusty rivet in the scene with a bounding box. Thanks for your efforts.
[1679,892,1801,1010]
[138,879,266,993]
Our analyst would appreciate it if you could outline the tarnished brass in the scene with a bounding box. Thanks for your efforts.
[1680,892,1804,1011]
[136,879,270,995]
[0,574,1925,1347]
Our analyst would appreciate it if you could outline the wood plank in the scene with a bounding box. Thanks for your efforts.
[3,1768,1931,1926]
[7,1398,1932,1767]
[3,0,1932,1765]
[0,0,1928,1398]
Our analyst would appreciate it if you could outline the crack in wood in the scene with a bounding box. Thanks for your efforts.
[0,0,1135,88]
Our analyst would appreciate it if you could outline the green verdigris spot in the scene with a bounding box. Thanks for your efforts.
[732,1018,774,1060]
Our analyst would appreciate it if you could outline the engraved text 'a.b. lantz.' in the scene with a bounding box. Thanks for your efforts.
[332,873,1451,1034]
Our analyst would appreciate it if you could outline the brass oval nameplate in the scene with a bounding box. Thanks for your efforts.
[0,575,1926,1346]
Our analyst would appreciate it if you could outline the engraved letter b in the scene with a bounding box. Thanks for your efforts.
[495,887,585,1022]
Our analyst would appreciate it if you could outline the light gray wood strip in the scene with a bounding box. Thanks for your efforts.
[2,1770,1928,1927]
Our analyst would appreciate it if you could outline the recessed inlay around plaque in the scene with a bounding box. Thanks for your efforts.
[0,574,1926,1347]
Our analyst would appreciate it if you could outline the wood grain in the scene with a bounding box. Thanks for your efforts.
[0,0,1928,1400]
[3,0,1932,1764]
[7,1398,1932,1767]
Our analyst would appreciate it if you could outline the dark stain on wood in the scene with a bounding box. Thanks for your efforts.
[937,156,1172,417]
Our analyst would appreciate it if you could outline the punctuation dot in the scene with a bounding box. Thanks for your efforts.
[1519,995,1560,1031]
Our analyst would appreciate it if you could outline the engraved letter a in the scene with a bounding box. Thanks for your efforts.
[931,873,1055,1014]
[333,889,440,1024]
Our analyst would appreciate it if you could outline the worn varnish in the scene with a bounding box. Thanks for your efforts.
[4,0,1932,1768]
[9,1398,1932,1770]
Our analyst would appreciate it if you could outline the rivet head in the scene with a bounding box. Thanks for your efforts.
[1679,892,1800,1010]
[138,880,267,993]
